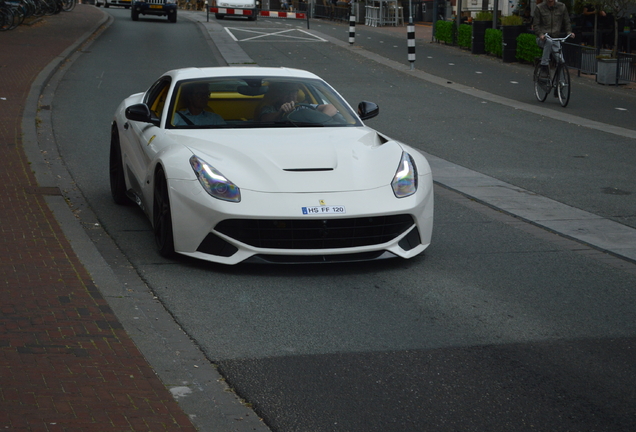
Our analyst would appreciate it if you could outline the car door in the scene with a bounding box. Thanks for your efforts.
[124,77,172,211]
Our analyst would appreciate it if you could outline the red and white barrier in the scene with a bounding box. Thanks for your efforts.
[259,10,306,19]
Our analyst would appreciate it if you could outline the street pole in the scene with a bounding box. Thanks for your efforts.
[349,1,356,44]
[432,0,438,42]
[408,0,415,69]
[455,0,461,45]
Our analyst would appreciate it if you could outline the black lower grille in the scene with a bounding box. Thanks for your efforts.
[215,215,414,250]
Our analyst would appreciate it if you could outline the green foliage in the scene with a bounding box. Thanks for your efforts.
[458,23,472,48]
[560,0,574,14]
[474,11,493,21]
[515,32,542,62]
[485,28,503,57]
[500,14,523,25]
[435,20,455,44]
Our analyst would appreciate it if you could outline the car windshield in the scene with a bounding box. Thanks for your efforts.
[166,77,361,129]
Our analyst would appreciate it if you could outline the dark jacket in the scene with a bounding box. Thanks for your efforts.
[533,1,572,37]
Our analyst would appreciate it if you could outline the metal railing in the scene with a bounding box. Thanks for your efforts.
[561,42,635,84]
[313,3,348,21]
[617,52,636,84]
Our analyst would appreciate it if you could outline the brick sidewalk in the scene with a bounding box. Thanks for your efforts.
[0,6,197,431]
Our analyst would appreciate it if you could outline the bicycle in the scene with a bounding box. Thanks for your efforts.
[533,33,572,108]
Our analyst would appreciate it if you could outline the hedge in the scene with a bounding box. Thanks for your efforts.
[516,33,542,63]
[485,28,503,57]
[458,24,472,49]
[435,20,455,44]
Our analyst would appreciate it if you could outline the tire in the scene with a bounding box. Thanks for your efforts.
[556,64,571,108]
[43,0,59,15]
[104,1,109,7]
[131,9,139,20]
[62,0,76,12]
[168,10,176,22]
[153,167,175,258]
[533,63,549,103]
[11,6,24,27]
[0,9,13,31]
[109,127,130,205]
[215,13,224,18]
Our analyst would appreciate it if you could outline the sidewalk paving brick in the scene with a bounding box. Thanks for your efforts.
[0,6,197,431]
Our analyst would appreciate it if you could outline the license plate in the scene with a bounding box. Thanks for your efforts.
[149,4,162,8]
[302,205,346,215]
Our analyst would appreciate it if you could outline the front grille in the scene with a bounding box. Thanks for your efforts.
[215,215,414,250]
[251,251,390,263]
[147,0,163,4]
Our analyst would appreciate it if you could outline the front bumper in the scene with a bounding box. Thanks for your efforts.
[166,173,434,265]
[133,2,177,15]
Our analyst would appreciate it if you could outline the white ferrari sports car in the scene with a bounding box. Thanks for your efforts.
[110,67,433,264]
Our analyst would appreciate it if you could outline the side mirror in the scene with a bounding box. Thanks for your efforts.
[125,103,160,126]
[357,101,379,120]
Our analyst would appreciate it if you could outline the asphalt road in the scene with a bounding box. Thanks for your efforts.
[49,8,636,431]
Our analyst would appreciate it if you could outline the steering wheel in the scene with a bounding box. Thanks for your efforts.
[285,103,333,124]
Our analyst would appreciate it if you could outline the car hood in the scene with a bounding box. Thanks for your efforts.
[168,127,405,193]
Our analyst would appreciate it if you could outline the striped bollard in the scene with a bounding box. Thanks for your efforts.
[407,20,415,69]
[349,12,356,44]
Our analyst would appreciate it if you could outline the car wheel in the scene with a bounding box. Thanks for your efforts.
[109,126,130,205]
[104,1,109,7]
[215,13,224,19]
[153,167,175,258]
[168,11,176,22]
[131,9,139,19]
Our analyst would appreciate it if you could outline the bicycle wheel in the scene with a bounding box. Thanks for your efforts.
[32,0,45,16]
[556,64,571,107]
[0,7,14,30]
[61,0,74,11]
[533,63,549,102]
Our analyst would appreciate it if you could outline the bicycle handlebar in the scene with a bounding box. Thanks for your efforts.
[544,33,572,42]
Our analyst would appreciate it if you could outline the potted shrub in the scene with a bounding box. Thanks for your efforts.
[435,20,455,44]
[596,55,629,84]
[472,11,493,55]
[485,27,503,57]
[594,0,635,84]
[515,32,542,63]
[458,23,472,49]
[501,14,525,62]
[604,0,636,58]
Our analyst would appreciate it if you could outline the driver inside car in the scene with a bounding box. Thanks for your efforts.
[257,82,338,122]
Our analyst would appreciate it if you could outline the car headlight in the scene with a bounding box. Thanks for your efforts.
[189,155,241,202]
[391,152,418,198]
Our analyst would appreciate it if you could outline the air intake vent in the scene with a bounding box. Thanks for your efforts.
[215,215,414,250]
[283,168,333,172]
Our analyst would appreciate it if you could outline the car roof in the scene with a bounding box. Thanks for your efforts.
[163,67,321,81]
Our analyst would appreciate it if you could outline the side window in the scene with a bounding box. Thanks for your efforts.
[144,78,171,123]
